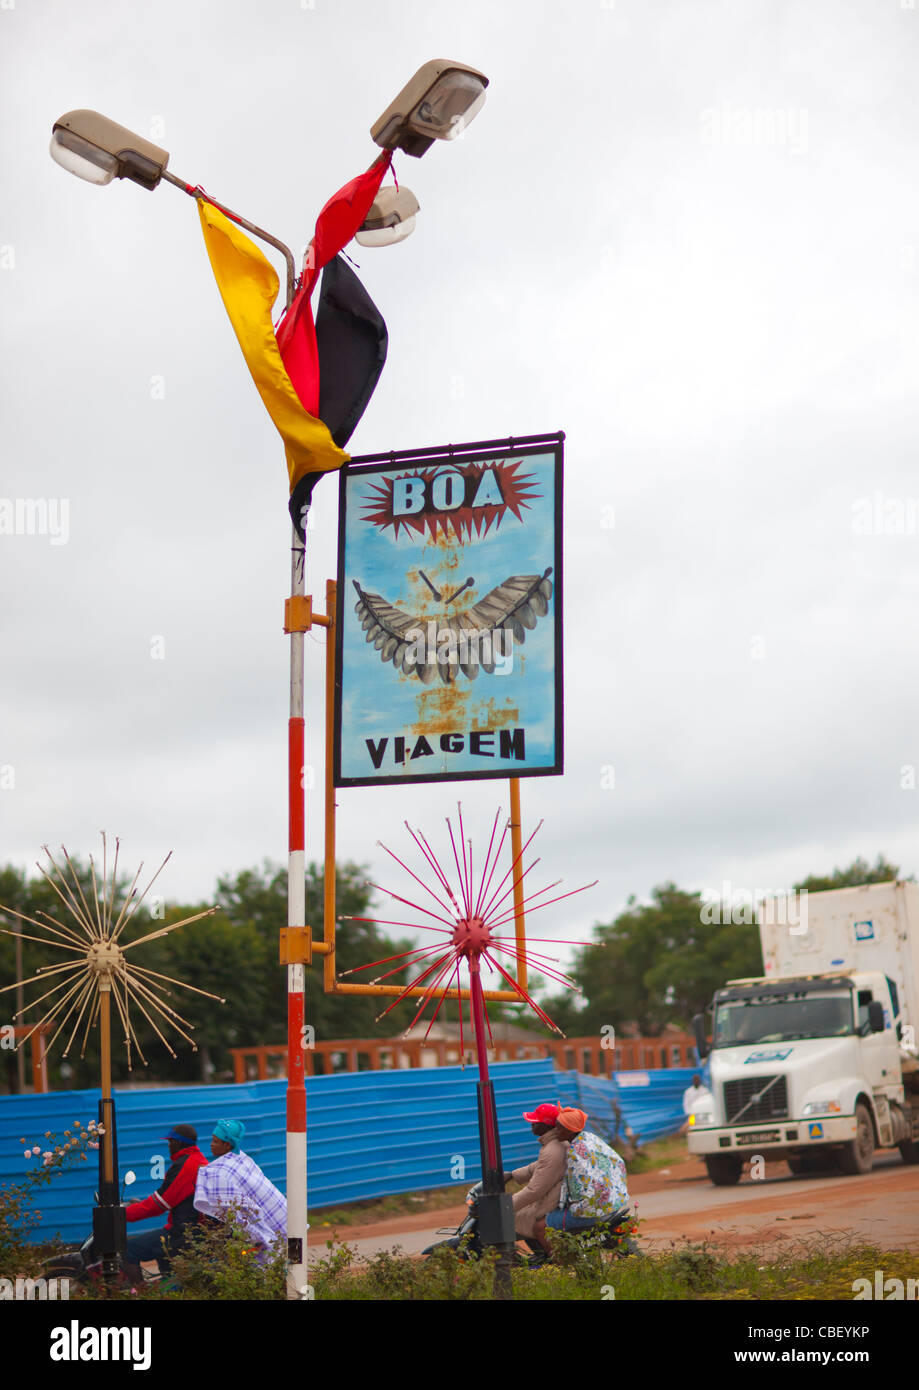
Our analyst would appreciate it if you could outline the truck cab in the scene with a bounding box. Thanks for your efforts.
[689,880,919,1185]
[687,970,910,1182]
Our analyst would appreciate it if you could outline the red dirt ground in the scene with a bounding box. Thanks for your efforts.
[314,1153,919,1256]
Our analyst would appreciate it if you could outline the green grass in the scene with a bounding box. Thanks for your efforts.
[625,1133,690,1174]
[306,1235,919,1302]
[15,1229,917,1302]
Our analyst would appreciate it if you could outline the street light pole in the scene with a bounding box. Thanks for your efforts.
[160,170,297,305]
[58,130,312,1288]
[48,124,395,1302]
[49,68,489,1299]
[157,168,310,1292]
[286,476,309,1299]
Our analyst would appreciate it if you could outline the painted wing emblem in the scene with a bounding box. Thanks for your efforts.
[351,569,553,684]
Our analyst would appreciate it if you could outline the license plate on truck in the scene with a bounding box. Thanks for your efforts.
[736,1130,781,1144]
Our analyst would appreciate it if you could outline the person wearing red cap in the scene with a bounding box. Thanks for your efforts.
[124,1123,208,1273]
[502,1101,570,1259]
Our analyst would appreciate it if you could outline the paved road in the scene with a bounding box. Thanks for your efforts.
[306,1153,919,1265]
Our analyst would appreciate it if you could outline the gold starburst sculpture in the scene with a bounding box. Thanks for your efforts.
[0,834,224,1071]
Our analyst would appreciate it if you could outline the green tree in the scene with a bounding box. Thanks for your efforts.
[542,855,914,1041]
[544,883,762,1036]
[794,855,905,893]
[138,907,273,1083]
[0,854,490,1089]
[213,859,418,1047]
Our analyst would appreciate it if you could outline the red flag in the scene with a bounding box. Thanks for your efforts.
[276,153,392,416]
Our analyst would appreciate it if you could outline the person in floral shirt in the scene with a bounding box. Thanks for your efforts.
[546,1106,631,1233]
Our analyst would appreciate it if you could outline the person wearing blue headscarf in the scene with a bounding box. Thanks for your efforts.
[211,1118,245,1153]
[193,1119,286,1250]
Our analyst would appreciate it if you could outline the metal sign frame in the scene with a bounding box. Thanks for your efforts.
[333,432,564,789]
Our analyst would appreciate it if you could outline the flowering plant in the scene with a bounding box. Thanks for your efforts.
[0,1119,101,1274]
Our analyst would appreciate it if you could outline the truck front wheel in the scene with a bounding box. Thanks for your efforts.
[837,1103,875,1175]
[704,1154,743,1186]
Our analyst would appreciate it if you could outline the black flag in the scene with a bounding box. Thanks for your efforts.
[289,255,388,539]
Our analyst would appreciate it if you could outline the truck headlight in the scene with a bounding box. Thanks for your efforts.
[690,1110,714,1126]
[802,1100,841,1116]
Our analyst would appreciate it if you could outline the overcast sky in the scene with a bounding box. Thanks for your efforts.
[2,0,919,993]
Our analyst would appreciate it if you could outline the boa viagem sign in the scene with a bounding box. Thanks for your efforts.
[334,433,564,787]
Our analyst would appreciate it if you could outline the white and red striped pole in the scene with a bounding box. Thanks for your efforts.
[286,522,308,1298]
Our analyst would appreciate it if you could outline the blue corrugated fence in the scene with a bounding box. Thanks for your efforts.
[0,1058,697,1243]
[557,1065,708,1145]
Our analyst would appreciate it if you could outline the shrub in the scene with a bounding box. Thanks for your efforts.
[310,1238,503,1301]
[166,1208,286,1301]
[0,1120,101,1277]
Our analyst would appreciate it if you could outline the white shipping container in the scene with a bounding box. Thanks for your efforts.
[758,881,919,1036]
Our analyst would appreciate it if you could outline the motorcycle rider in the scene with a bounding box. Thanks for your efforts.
[124,1123,208,1273]
[546,1106,633,1239]
[193,1118,286,1252]
[503,1102,571,1261]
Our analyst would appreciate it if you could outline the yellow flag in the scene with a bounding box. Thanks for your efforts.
[197,201,347,491]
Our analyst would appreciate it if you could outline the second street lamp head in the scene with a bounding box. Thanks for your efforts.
[50,110,169,191]
[371,60,488,157]
[354,186,420,247]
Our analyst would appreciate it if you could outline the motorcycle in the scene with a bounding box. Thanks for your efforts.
[421,1181,639,1264]
[40,1170,153,1288]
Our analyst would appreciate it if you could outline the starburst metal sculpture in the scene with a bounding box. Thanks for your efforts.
[341,804,596,1048]
[0,835,223,1070]
[341,805,596,1291]
[0,835,225,1272]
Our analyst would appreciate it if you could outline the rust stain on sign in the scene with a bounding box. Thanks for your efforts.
[411,687,520,737]
[469,698,520,730]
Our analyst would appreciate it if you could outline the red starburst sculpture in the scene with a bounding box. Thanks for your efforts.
[342,805,596,1216]
[342,804,596,1050]
[341,806,596,1259]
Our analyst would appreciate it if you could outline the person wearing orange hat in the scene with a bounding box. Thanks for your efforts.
[502,1101,573,1260]
[555,1107,588,1140]
[547,1108,632,1238]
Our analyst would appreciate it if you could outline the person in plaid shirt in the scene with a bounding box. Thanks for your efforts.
[193,1119,286,1250]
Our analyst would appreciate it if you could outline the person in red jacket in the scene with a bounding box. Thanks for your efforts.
[124,1123,208,1272]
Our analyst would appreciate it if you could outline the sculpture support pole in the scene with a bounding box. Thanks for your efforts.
[468,953,515,1298]
[93,981,125,1277]
[469,958,501,1182]
[509,778,527,994]
[99,985,114,1189]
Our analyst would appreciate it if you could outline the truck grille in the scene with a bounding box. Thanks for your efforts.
[724,1075,788,1124]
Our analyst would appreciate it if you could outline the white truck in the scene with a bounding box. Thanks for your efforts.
[688,881,919,1184]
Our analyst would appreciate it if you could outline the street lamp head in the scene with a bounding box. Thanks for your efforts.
[371,60,488,158]
[354,186,420,247]
[50,110,169,191]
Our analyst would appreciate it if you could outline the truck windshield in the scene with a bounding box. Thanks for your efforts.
[713,991,854,1046]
